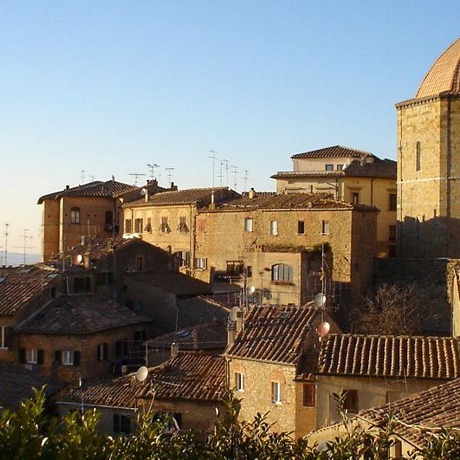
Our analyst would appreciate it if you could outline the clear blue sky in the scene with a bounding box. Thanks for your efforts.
[1,0,459,259]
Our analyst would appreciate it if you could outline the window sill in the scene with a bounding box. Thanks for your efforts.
[271,281,294,286]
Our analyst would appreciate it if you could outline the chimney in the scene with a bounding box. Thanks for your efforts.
[66,185,70,190]
[227,321,236,347]
[248,188,255,199]
[211,190,215,204]
[171,342,179,358]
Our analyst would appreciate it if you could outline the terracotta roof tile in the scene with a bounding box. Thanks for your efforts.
[343,158,396,179]
[225,305,321,365]
[317,334,460,379]
[15,294,153,335]
[66,351,226,407]
[0,265,60,316]
[291,145,374,160]
[359,378,460,448]
[38,180,136,204]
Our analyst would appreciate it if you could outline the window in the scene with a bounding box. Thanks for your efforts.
[0,326,11,349]
[26,349,38,364]
[343,389,358,413]
[70,207,81,224]
[62,350,75,366]
[178,216,188,233]
[113,414,132,435]
[416,141,421,171]
[194,257,207,270]
[105,210,113,225]
[325,164,334,171]
[160,216,170,233]
[136,255,144,271]
[245,266,253,278]
[269,220,278,236]
[389,225,396,242]
[352,192,359,204]
[389,193,397,211]
[321,220,330,235]
[303,383,316,407]
[235,372,244,392]
[271,381,281,404]
[271,263,293,282]
[134,218,143,233]
[144,217,152,233]
[175,251,190,267]
[226,260,244,276]
[297,220,305,234]
[244,218,253,232]
[97,343,108,361]
[337,164,344,171]
[125,219,132,233]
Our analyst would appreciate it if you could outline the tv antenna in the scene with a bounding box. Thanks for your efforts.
[209,150,218,187]
[129,173,146,185]
[15,229,34,265]
[219,159,229,186]
[80,170,85,183]
[147,163,160,180]
[230,165,239,191]
[4,223,9,266]
[165,167,175,184]
[243,170,249,192]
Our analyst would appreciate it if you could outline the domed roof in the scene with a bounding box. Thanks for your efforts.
[416,37,460,98]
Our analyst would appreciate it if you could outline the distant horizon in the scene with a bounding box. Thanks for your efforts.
[1,252,41,267]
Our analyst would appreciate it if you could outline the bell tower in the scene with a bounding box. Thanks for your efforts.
[397,37,460,258]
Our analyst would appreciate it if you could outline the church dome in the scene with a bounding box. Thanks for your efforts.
[416,37,460,98]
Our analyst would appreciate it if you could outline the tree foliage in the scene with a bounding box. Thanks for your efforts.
[1,387,460,459]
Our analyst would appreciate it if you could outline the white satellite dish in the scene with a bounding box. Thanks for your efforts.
[317,321,330,337]
[141,188,148,195]
[229,306,241,322]
[75,254,83,265]
[248,285,256,294]
[135,365,149,383]
[314,293,326,308]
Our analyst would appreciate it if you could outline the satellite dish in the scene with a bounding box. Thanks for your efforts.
[141,188,148,195]
[248,285,256,294]
[135,366,149,383]
[76,254,83,264]
[314,293,326,308]
[317,321,330,337]
[229,306,241,322]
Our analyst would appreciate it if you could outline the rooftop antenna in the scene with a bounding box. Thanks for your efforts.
[147,163,160,180]
[16,229,33,265]
[209,150,218,187]
[88,175,95,182]
[165,167,175,184]
[4,223,9,266]
[129,173,146,186]
[243,169,249,192]
[80,170,85,183]
[230,165,239,191]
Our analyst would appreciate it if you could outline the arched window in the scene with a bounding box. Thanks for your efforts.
[415,141,421,171]
[70,207,81,224]
[271,263,293,282]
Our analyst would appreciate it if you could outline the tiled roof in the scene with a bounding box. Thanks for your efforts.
[123,187,239,207]
[66,351,226,407]
[291,145,374,160]
[15,294,153,335]
[210,192,377,213]
[344,158,396,179]
[37,180,136,204]
[270,171,343,180]
[0,265,60,316]
[225,305,322,365]
[359,378,460,449]
[147,322,227,351]
[0,362,66,410]
[416,37,460,98]
[127,271,212,296]
[317,334,460,379]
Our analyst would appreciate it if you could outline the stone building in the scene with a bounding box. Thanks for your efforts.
[225,304,340,438]
[397,36,460,258]
[272,145,397,257]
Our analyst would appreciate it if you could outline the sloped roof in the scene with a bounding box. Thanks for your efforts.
[0,362,66,411]
[126,271,212,296]
[225,305,322,365]
[317,334,460,379]
[65,351,226,407]
[416,36,460,98]
[210,192,378,213]
[343,158,396,179]
[37,180,136,204]
[15,294,153,335]
[359,378,460,449]
[291,145,374,160]
[147,322,227,351]
[123,187,239,207]
[0,265,60,316]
